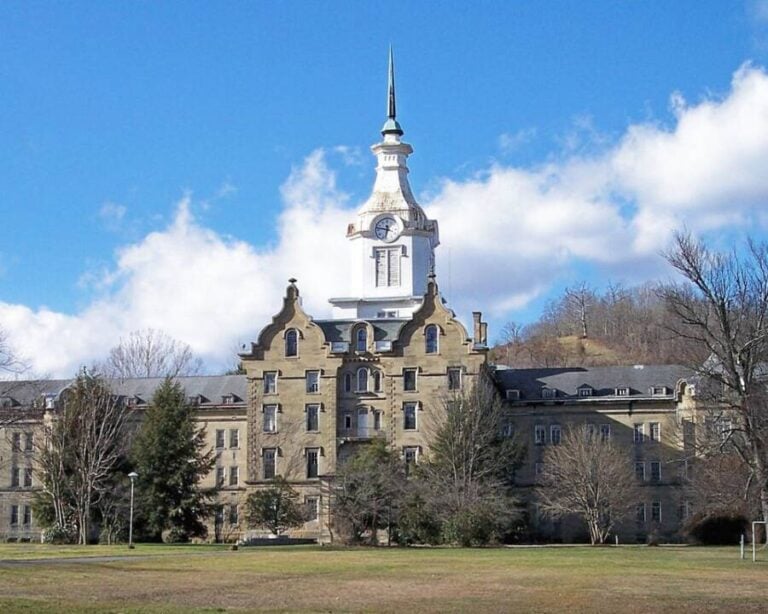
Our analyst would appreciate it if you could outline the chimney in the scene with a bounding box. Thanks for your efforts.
[480,322,488,346]
[472,312,482,345]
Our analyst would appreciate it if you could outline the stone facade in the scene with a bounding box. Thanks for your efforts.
[238,277,488,542]
[495,365,696,542]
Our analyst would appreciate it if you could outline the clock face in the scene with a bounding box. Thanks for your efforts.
[374,216,400,242]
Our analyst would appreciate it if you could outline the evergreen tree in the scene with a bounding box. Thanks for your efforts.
[131,378,215,542]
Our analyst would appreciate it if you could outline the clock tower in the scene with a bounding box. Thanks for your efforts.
[329,50,439,319]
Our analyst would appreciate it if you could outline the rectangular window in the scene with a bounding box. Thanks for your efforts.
[403,368,417,392]
[263,448,276,480]
[633,423,644,444]
[404,403,418,430]
[501,420,515,438]
[11,432,21,452]
[578,387,593,397]
[229,504,239,525]
[636,503,646,524]
[534,424,546,445]
[375,247,401,287]
[550,424,562,445]
[404,446,418,475]
[306,448,319,479]
[305,496,319,522]
[651,501,662,522]
[24,433,33,452]
[635,462,646,481]
[373,410,382,431]
[23,467,32,488]
[447,368,463,391]
[264,371,277,395]
[678,500,691,521]
[10,505,19,526]
[306,370,320,394]
[650,461,661,482]
[343,414,352,430]
[306,404,320,431]
[651,386,667,396]
[216,467,225,488]
[584,423,597,440]
[600,423,611,442]
[23,505,31,526]
[11,466,20,488]
[229,466,239,487]
[229,429,240,449]
[649,422,661,442]
[215,429,225,449]
[616,387,630,396]
[263,405,278,433]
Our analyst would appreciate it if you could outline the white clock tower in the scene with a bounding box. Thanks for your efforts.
[330,50,439,320]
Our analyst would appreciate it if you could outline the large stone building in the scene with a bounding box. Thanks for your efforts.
[0,57,699,544]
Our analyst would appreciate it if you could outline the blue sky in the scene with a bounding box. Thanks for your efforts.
[3,1,768,376]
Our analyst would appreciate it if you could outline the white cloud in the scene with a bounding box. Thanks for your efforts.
[0,152,354,377]
[5,64,768,376]
[98,201,127,231]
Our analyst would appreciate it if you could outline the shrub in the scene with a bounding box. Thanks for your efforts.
[685,513,747,545]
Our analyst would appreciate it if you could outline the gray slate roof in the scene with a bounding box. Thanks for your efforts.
[0,375,247,408]
[493,364,693,401]
[315,319,409,343]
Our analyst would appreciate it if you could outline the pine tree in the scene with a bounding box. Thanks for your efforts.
[131,378,215,542]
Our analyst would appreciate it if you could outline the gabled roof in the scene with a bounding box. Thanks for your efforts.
[493,364,692,401]
[0,375,248,408]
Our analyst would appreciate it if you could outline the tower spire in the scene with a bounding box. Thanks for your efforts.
[381,46,403,136]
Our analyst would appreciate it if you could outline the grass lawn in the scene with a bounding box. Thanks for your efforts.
[1,544,766,612]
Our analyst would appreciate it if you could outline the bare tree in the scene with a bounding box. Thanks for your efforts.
[105,329,203,379]
[536,426,638,544]
[660,232,768,532]
[419,379,523,544]
[564,282,595,339]
[35,370,134,544]
[0,326,28,378]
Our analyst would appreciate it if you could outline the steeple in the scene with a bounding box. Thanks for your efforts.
[329,51,439,320]
[381,46,403,136]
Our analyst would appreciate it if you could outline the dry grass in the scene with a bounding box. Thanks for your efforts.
[1,544,767,612]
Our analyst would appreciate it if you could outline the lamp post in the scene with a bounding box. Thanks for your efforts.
[128,471,138,549]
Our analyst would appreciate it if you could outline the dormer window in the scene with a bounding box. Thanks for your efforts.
[578,386,593,398]
[425,325,439,354]
[651,386,668,396]
[285,329,298,357]
[222,395,235,405]
[355,327,368,353]
[615,387,630,397]
[541,388,556,400]
[505,389,520,401]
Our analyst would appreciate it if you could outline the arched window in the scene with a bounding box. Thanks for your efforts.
[356,368,368,393]
[425,324,439,354]
[344,373,352,393]
[373,370,382,392]
[355,327,368,352]
[285,329,298,357]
